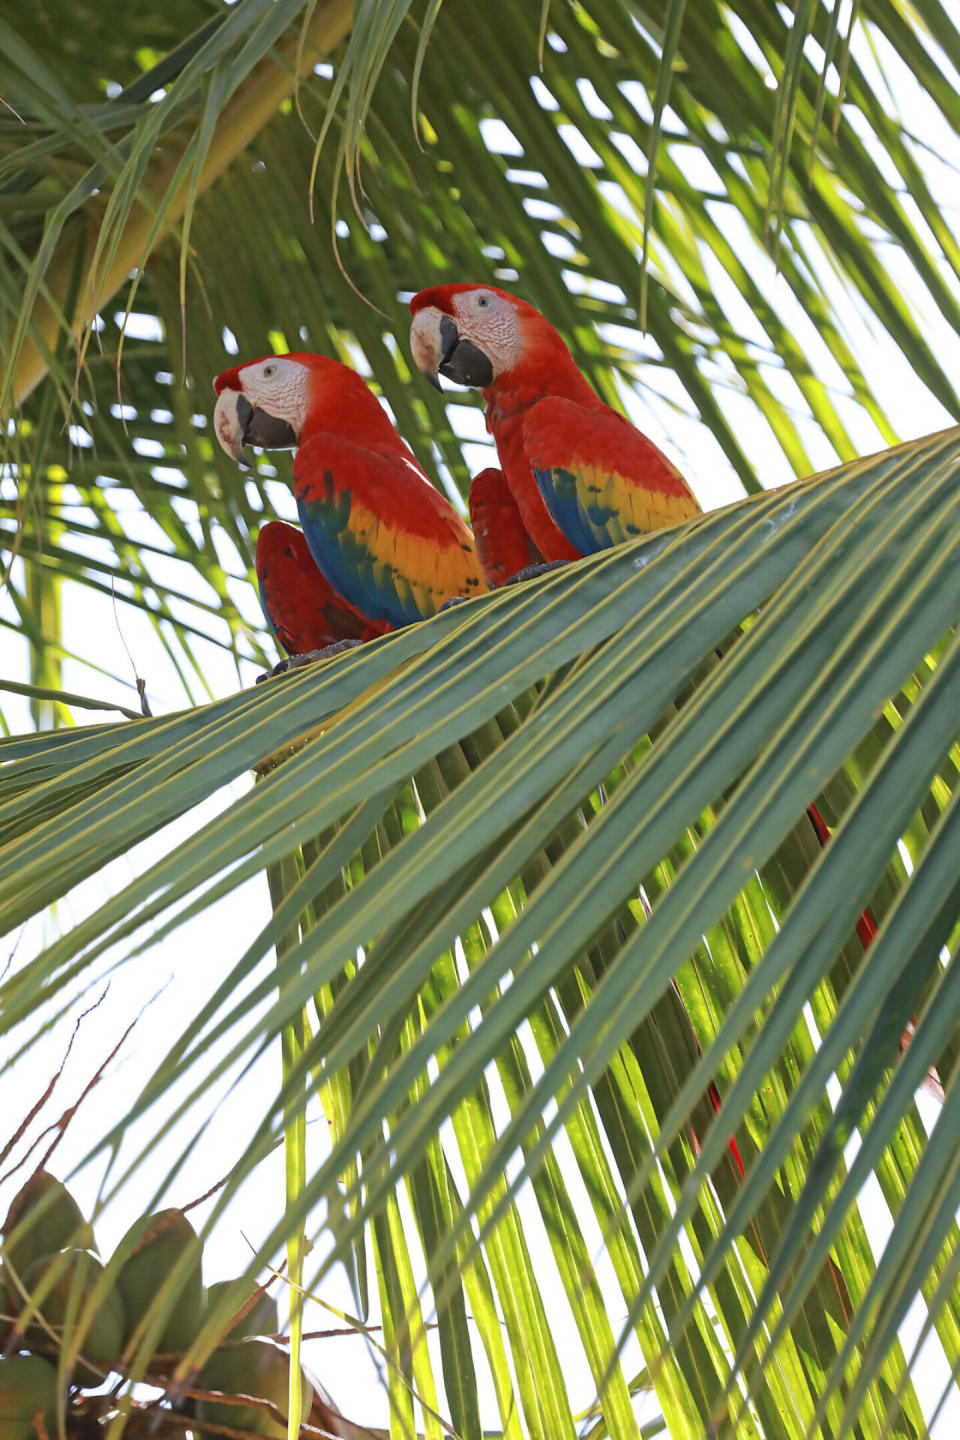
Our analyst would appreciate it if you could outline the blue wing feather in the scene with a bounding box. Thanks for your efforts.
[525,397,699,554]
[293,435,484,628]
[531,463,625,553]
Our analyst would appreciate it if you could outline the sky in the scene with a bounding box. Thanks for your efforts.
[4,7,960,1437]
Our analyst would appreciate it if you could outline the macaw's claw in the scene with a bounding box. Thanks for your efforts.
[438,594,468,612]
[256,638,363,683]
[504,559,570,586]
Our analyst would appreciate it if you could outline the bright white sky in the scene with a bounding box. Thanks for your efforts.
[3,11,960,1438]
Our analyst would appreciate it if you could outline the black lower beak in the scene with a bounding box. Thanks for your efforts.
[439,339,495,389]
[417,313,495,391]
[239,394,299,451]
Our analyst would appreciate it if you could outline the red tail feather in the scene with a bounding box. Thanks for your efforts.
[806,802,878,950]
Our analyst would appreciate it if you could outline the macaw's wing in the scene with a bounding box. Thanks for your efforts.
[468,467,543,588]
[256,520,383,656]
[293,434,487,628]
[522,396,700,554]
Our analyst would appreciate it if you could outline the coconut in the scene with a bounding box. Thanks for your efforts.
[206,1277,279,1342]
[2,1172,94,1281]
[0,1353,59,1440]
[197,1336,312,1437]
[19,1248,125,1387]
[114,1208,203,1354]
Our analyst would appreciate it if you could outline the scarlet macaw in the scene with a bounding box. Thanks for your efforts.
[409,283,700,581]
[213,352,488,668]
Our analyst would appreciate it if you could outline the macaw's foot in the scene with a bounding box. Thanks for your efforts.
[503,559,570,586]
[256,638,363,683]
[438,594,468,612]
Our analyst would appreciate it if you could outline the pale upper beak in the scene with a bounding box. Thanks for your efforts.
[410,308,459,390]
[213,388,300,468]
[409,308,495,390]
[213,388,253,468]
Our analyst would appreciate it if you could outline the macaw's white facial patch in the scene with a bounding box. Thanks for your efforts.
[237,356,311,437]
[449,290,522,378]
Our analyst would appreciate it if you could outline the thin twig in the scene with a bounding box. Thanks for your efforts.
[12,1010,138,1181]
[0,975,170,1185]
[111,574,153,716]
[0,923,26,986]
[0,984,111,1172]
[0,93,26,122]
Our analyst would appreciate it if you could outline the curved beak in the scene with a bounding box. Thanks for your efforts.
[214,388,253,468]
[213,389,299,469]
[410,308,494,391]
[410,308,458,390]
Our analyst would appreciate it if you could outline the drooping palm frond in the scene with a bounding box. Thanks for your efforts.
[5,431,960,1435]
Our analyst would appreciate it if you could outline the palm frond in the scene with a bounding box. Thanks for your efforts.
[5,431,960,1433]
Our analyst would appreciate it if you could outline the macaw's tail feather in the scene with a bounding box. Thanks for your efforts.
[256,520,383,656]
[704,1080,746,1180]
[806,801,942,1101]
[469,467,543,587]
[805,800,880,944]
[806,802,877,949]
[660,971,745,1183]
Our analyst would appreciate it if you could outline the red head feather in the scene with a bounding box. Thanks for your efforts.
[214,364,243,395]
[214,352,342,395]
[410,283,544,319]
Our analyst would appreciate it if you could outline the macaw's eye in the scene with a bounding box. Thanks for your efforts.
[262,364,277,379]
[476,295,490,309]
